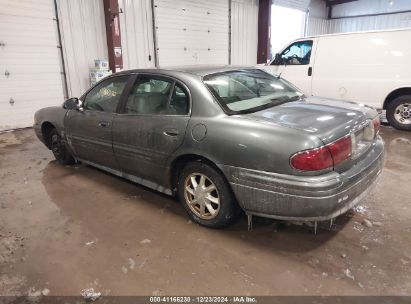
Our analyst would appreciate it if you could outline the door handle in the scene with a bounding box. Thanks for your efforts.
[98,121,110,128]
[163,129,179,136]
[308,67,313,76]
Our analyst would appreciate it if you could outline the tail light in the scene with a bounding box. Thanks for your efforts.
[291,118,379,172]
[327,135,352,164]
[290,146,333,171]
[291,135,352,171]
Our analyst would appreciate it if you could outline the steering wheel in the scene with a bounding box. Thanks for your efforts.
[287,55,301,64]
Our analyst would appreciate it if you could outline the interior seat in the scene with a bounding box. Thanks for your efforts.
[126,93,168,114]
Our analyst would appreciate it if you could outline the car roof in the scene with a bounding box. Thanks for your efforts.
[116,65,254,77]
[299,27,411,40]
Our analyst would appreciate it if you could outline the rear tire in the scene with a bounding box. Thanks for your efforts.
[386,95,411,131]
[50,129,75,165]
[177,161,240,228]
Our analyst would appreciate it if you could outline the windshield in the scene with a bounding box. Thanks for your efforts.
[203,69,303,114]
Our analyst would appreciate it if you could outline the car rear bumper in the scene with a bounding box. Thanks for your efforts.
[220,137,385,221]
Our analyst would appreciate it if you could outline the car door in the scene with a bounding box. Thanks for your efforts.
[262,40,315,95]
[112,74,191,187]
[65,75,131,169]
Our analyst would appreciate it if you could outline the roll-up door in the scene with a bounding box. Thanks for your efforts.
[0,0,65,131]
[153,0,229,66]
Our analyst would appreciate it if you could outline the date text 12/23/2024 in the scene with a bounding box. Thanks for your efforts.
[149,296,257,303]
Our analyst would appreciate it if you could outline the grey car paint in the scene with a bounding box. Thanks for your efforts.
[34,66,385,221]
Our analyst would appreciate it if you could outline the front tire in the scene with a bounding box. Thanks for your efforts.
[178,162,240,228]
[50,129,75,165]
[386,95,411,131]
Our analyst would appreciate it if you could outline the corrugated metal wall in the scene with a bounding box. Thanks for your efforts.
[57,0,107,97]
[308,12,411,36]
[119,0,155,70]
[307,0,411,36]
[328,12,411,33]
[332,0,411,18]
[308,0,326,19]
[231,0,258,65]
[307,17,329,36]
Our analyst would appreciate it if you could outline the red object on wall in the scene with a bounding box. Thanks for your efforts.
[257,0,272,64]
[103,0,123,72]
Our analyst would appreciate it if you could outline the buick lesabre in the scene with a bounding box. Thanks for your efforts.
[34,66,385,228]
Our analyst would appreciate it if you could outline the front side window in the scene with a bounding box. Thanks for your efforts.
[204,69,303,114]
[124,76,189,115]
[83,76,129,113]
[272,40,313,66]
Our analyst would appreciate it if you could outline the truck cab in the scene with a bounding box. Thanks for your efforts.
[260,29,411,131]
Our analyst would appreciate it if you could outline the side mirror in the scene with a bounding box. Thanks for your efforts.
[63,97,82,111]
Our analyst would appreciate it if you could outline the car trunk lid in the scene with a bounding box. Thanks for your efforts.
[243,96,376,144]
[242,96,379,171]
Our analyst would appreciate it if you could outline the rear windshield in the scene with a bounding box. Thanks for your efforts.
[203,69,303,114]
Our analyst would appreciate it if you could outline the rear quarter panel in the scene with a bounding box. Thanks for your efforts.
[168,71,328,177]
[172,114,325,176]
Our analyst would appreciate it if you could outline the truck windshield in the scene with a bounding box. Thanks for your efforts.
[204,69,303,114]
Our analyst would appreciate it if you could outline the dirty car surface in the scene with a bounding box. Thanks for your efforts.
[34,66,385,228]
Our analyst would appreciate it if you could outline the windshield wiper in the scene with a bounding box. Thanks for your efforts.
[270,95,301,104]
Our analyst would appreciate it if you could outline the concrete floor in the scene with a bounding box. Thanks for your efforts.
[0,127,410,297]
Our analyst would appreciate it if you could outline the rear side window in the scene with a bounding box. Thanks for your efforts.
[124,76,189,115]
[272,40,313,66]
[169,84,189,115]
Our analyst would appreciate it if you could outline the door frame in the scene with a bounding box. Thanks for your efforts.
[111,72,193,189]
[115,73,193,116]
[78,74,137,112]
[64,74,136,166]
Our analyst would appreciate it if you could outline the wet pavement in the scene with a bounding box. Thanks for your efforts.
[0,127,410,296]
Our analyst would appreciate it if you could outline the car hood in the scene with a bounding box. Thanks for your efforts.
[242,96,378,144]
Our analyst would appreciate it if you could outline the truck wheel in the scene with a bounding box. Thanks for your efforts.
[178,161,240,228]
[50,129,75,165]
[386,95,411,131]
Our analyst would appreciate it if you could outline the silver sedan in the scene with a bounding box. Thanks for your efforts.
[34,66,385,228]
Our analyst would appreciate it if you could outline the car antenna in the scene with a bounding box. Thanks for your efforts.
[276,62,287,79]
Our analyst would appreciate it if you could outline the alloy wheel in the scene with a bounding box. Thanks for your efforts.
[183,173,220,219]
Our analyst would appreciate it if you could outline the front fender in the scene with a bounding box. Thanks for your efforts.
[34,106,68,147]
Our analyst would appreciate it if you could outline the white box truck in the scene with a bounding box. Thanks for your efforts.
[260,28,411,130]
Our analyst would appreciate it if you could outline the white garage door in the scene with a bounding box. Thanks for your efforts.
[153,0,229,67]
[0,0,65,131]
